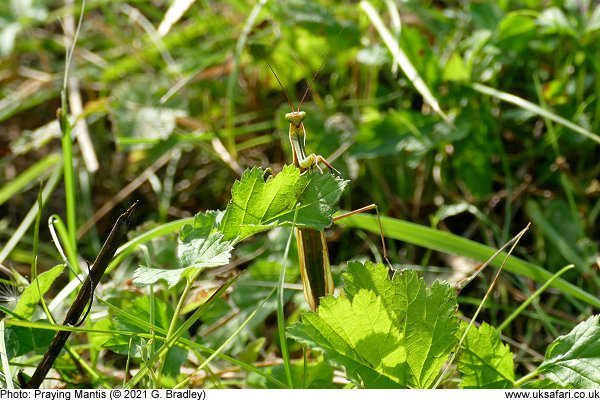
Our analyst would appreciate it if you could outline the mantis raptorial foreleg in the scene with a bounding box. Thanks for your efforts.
[285,111,340,175]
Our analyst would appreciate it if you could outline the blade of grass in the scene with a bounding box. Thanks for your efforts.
[32,184,53,324]
[434,225,530,388]
[525,201,587,272]
[336,213,600,308]
[0,167,62,264]
[0,320,14,389]
[59,0,85,262]
[107,217,194,273]
[157,0,196,37]
[498,264,575,332]
[225,0,267,156]
[278,225,296,388]
[4,318,165,339]
[470,82,600,145]
[124,274,240,388]
[0,153,61,207]
[174,287,276,388]
[532,75,578,219]
[361,0,450,123]
[121,3,179,75]
[60,114,77,261]
[48,215,81,279]
[156,266,202,385]
[64,0,97,173]
[97,296,286,388]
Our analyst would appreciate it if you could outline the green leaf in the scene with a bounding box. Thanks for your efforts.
[132,166,345,288]
[537,7,577,37]
[177,231,232,271]
[538,315,600,388]
[495,12,536,52]
[13,264,65,319]
[133,211,232,287]
[458,322,515,388]
[289,290,406,388]
[219,165,347,243]
[132,228,232,287]
[5,323,54,359]
[288,262,459,388]
[443,52,469,82]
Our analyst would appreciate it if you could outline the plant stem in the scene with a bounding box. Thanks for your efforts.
[156,269,202,386]
[514,369,540,387]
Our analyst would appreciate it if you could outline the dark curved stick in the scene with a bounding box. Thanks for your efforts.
[19,201,137,388]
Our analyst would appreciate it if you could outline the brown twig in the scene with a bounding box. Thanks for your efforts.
[19,202,138,388]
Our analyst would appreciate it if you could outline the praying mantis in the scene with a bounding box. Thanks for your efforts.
[265,53,388,311]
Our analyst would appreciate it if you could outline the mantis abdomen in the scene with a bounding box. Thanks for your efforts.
[296,227,334,311]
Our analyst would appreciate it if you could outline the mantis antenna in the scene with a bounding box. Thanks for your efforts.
[297,48,332,112]
[262,27,345,113]
[262,54,295,113]
[298,27,345,112]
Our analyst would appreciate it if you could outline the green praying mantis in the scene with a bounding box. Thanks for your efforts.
[265,53,389,311]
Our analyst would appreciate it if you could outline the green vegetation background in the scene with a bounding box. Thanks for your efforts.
[0,0,599,389]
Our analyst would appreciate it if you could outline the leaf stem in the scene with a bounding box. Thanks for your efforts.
[514,369,540,388]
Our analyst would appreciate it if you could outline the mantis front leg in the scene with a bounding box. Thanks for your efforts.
[286,111,340,175]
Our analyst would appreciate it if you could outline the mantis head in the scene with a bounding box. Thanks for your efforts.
[285,111,307,127]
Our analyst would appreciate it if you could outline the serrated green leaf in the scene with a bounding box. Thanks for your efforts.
[399,278,459,387]
[289,290,407,388]
[458,322,515,388]
[132,212,233,287]
[180,210,221,241]
[344,262,459,387]
[288,262,459,388]
[133,232,232,287]
[177,231,232,270]
[538,315,600,388]
[13,264,65,319]
[219,165,347,243]
[131,165,345,288]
